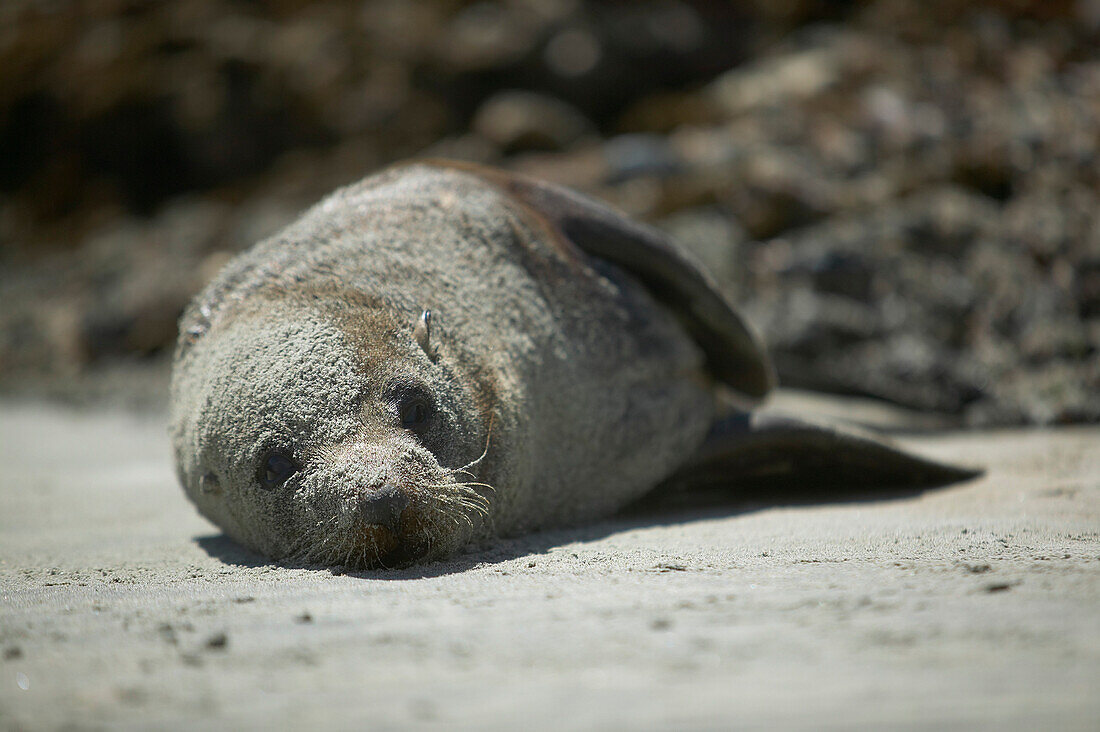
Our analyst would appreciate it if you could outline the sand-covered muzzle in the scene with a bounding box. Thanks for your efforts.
[275,438,493,568]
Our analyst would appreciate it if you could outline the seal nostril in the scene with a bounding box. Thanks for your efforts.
[357,484,409,534]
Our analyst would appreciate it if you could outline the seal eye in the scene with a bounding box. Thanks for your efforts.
[386,380,435,432]
[258,451,297,491]
[399,396,431,429]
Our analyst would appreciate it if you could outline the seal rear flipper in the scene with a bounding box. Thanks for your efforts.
[422,159,775,402]
[668,411,982,496]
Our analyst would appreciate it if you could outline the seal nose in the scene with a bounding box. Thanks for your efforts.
[357,484,408,534]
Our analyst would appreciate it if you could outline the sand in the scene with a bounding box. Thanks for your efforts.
[1,395,1097,730]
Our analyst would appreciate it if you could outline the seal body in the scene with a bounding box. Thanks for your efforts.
[171,162,722,566]
[171,161,977,568]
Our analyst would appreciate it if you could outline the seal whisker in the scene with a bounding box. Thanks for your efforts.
[449,480,496,493]
[425,482,495,499]
[285,536,310,562]
[289,521,327,561]
[448,496,490,515]
[448,414,496,479]
[430,491,490,523]
[435,502,474,532]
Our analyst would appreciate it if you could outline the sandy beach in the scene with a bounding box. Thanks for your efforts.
[1,394,1096,730]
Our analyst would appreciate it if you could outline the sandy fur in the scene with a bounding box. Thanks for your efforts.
[170,162,715,566]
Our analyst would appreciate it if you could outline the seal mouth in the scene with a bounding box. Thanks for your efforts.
[351,503,433,568]
[352,523,402,561]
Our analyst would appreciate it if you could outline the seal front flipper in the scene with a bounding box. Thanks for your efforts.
[667,411,983,496]
[424,159,775,402]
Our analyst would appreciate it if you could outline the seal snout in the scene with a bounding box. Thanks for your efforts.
[357,483,409,534]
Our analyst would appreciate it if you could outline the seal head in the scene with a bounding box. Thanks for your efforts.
[171,290,492,567]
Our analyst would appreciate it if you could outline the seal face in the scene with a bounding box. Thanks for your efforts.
[171,160,978,568]
[171,293,492,566]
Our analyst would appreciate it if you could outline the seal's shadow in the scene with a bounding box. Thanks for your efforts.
[195,481,936,579]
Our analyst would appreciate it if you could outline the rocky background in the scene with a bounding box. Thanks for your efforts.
[1,0,1097,425]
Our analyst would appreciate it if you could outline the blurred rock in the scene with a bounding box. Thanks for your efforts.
[0,0,1097,425]
[602,134,681,183]
[708,45,841,116]
[472,90,594,153]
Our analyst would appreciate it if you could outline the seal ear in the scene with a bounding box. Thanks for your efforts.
[414,309,438,361]
[669,410,982,495]
[423,160,775,402]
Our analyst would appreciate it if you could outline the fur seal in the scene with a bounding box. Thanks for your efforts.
[170,160,978,568]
